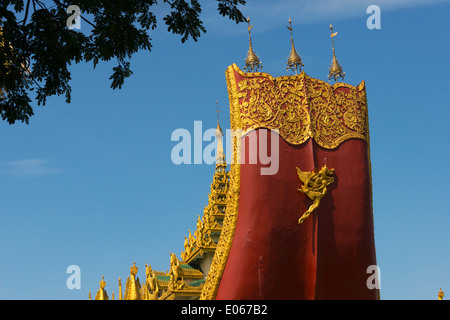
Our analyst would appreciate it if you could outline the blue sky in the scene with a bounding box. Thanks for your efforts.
[1,0,450,300]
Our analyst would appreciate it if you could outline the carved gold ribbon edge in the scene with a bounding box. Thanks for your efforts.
[200,65,242,300]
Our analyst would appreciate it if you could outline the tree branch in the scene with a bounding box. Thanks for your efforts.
[23,0,31,26]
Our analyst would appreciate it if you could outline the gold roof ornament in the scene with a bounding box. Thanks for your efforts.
[328,24,345,82]
[244,17,262,72]
[124,261,142,300]
[439,287,444,300]
[286,18,304,75]
[216,100,225,165]
[94,275,109,300]
[118,277,123,300]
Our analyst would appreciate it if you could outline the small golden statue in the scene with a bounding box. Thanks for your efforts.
[296,165,335,224]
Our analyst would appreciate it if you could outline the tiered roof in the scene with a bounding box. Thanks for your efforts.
[90,123,229,300]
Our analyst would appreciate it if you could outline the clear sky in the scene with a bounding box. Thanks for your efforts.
[1,0,449,300]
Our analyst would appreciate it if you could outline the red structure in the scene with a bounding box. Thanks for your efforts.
[201,64,378,300]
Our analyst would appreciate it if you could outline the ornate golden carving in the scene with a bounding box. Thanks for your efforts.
[229,63,368,149]
[296,165,335,224]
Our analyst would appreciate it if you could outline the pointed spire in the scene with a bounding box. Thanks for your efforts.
[126,261,142,300]
[244,17,262,72]
[286,18,304,74]
[439,287,445,300]
[94,275,109,300]
[118,277,123,300]
[215,100,225,166]
[328,24,345,82]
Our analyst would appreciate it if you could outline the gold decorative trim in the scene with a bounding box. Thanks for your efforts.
[200,66,242,300]
[231,63,368,149]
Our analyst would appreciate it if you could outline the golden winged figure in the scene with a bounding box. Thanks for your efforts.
[296,165,335,224]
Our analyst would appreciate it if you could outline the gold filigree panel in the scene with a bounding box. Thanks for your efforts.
[231,63,368,149]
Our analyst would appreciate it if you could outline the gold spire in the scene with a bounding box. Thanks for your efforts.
[286,18,304,74]
[328,24,345,82]
[439,287,444,300]
[118,277,123,300]
[94,275,109,300]
[215,100,225,165]
[125,261,142,300]
[244,17,262,72]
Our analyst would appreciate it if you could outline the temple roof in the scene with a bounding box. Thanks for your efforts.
[91,121,229,300]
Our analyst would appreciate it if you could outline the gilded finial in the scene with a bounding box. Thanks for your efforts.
[94,275,109,300]
[286,18,304,74]
[244,17,262,72]
[438,287,444,300]
[216,100,221,126]
[100,275,106,289]
[215,100,225,165]
[118,277,123,300]
[328,24,345,82]
[126,261,142,300]
[130,261,138,277]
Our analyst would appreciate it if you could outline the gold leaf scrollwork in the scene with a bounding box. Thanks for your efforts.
[232,64,368,149]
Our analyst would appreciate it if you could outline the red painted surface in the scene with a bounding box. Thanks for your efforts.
[215,130,378,300]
